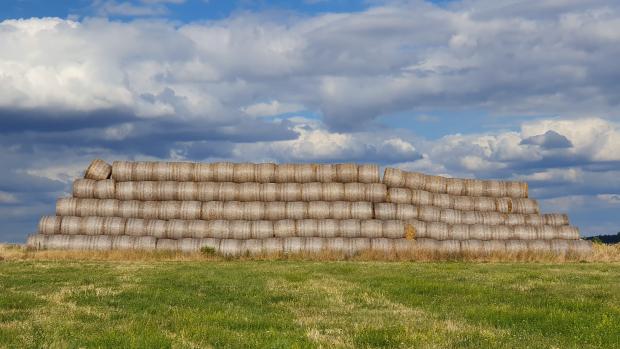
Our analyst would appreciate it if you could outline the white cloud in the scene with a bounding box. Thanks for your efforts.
[0,191,18,204]
[241,100,305,117]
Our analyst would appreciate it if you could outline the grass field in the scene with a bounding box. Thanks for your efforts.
[1,245,619,348]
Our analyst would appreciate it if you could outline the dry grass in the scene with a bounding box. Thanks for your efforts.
[1,242,618,263]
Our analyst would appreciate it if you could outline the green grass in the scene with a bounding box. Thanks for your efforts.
[0,260,619,348]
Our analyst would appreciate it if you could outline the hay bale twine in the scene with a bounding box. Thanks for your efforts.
[505,181,528,198]
[425,222,449,240]
[524,214,544,226]
[322,183,344,201]
[396,204,417,220]
[527,240,551,253]
[383,168,405,187]
[440,209,461,224]
[418,205,441,222]
[244,239,263,255]
[134,236,157,250]
[336,163,358,183]
[294,164,316,183]
[557,226,580,240]
[213,162,234,182]
[158,201,181,220]
[404,172,425,190]
[286,201,308,220]
[178,182,198,201]
[111,161,132,181]
[84,159,112,180]
[505,240,528,254]
[340,219,361,238]
[481,212,504,225]
[198,238,220,251]
[188,220,209,238]
[568,240,592,256]
[158,181,179,201]
[308,201,331,219]
[251,221,274,239]
[81,216,105,235]
[255,163,276,182]
[56,197,78,216]
[358,164,380,183]
[411,190,433,206]
[210,220,231,239]
[125,218,146,236]
[469,224,492,240]
[505,213,526,225]
[473,197,496,212]
[490,225,512,240]
[550,239,570,255]
[263,238,283,254]
[76,199,99,217]
[387,188,411,204]
[274,219,296,238]
[179,238,202,253]
[39,216,62,234]
[453,196,475,211]
[437,240,461,255]
[229,220,252,239]
[432,193,453,209]
[133,162,153,181]
[239,183,261,201]
[371,238,393,252]
[303,237,325,252]
[361,220,383,238]
[156,238,179,251]
[275,164,296,183]
[318,219,339,238]
[280,183,302,201]
[365,183,387,202]
[316,164,336,182]
[461,239,483,255]
[197,182,219,201]
[330,201,351,219]
[423,175,447,193]
[218,182,239,201]
[201,201,223,220]
[446,178,465,196]
[461,211,484,225]
[166,220,189,239]
[543,213,569,226]
[513,225,537,240]
[344,183,365,201]
[192,163,214,182]
[265,202,286,220]
[495,198,513,213]
[284,237,304,253]
[222,201,243,220]
[511,198,539,214]
[233,163,255,183]
[94,180,115,199]
[259,183,278,201]
[60,216,82,235]
[464,179,485,197]
[374,202,398,219]
[448,223,469,240]
[242,201,265,220]
[301,182,322,201]
[171,162,194,182]
[111,235,135,250]
[382,220,404,238]
[483,180,505,197]
[351,201,373,219]
[73,179,96,198]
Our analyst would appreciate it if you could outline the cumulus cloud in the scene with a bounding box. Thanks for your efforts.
[520,130,573,149]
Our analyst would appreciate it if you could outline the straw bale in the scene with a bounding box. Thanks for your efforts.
[275,164,296,183]
[192,163,214,182]
[404,172,425,190]
[418,205,441,222]
[484,240,506,254]
[284,237,304,253]
[351,201,373,219]
[112,235,135,250]
[322,183,344,201]
[461,239,483,254]
[344,183,366,201]
[280,183,302,201]
[474,197,496,212]
[222,201,243,220]
[490,225,512,240]
[242,201,265,220]
[318,219,339,238]
[542,213,569,226]
[316,164,336,182]
[265,202,286,220]
[39,216,62,234]
[410,190,433,206]
[156,239,179,251]
[229,220,252,239]
[536,225,556,240]
[511,198,539,214]
[358,164,380,183]
[149,162,170,181]
[336,163,358,182]
[361,220,383,238]
[383,220,405,238]
[301,182,322,201]
[218,182,239,201]
[550,239,569,255]
[251,220,274,239]
[129,236,156,250]
[286,201,307,219]
[307,201,330,219]
[505,240,528,254]
[350,238,371,253]
[233,163,255,183]
[56,197,78,216]
[125,218,146,236]
[423,175,447,193]
[177,182,198,201]
[201,201,223,220]
[505,213,526,225]
[464,179,485,196]
[198,238,220,251]
[213,162,234,182]
[158,181,178,201]
[274,219,296,238]
[76,198,99,217]
[557,226,580,240]
[84,159,112,180]
[294,164,316,183]
[461,211,484,225]
[495,198,513,213]
[111,161,132,181]
[44,235,71,249]
[296,219,318,237]
[340,219,361,238]
[437,240,461,254]
[158,201,181,220]
[513,225,537,240]
[179,201,202,220]
[483,180,506,197]
[94,180,115,199]
[415,238,439,252]
[365,183,387,202]
[387,188,411,204]
[92,235,113,250]
[166,220,189,239]
[453,195,475,211]
[304,237,325,252]
[445,178,465,196]
[238,183,261,201]
[60,216,81,235]
[179,238,202,253]
[326,238,349,252]
[374,203,396,220]
[133,162,153,181]
[260,183,278,201]
[469,224,492,240]
[432,193,452,208]
[138,200,156,219]
[524,214,544,225]
[81,216,105,235]
[425,221,449,240]
[255,163,276,182]
[371,238,393,252]
[188,220,209,239]
[263,238,283,253]
[393,238,414,252]
[440,209,461,224]
[505,181,528,198]
[196,182,219,201]
[73,179,96,198]
[244,239,264,254]
[135,182,158,201]
[383,168,405,187]
[171,162,194,182]
[330,201,351,219]
[210,220,231,239]
[481,212,504,225]
[406,219,426,238]
[527,240,550,253]
[448,223,469,240]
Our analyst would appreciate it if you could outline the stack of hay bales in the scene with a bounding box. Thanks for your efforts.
[27,160,592,256]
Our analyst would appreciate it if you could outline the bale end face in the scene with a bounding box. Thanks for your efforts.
[84,159,112,180]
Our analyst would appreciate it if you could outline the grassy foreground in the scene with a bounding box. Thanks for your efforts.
[1,246,619,348]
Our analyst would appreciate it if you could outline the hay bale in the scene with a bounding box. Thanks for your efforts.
[527,240,551,253]
[387,188,411,204]
[76,199,98,217]
[158,181,178,201]
[568,240,592,256]
[505,181,528,198]
[340,219,361,238]
[393,238,414,253]
[330,201,351,219]
[115,182,134,200]
[358,164,379,183]
[304,237,325,252]
[274,219,296,238]
[406,220,426,238]
[326,238,349,252]
[350,238,371,253]
[481,212,504,225]
[485,240,506,254]
[60,216,81,235]
[351,201,373,219]
[193,163,214,182]
[179,238,202,253]
[371,238,394,252]
[188,220,209,238]
[550,239,570,255]
[39,216,62,234]
[111,161,132,181]
[132,182,156,201]
[461,239,483,254]
[474,197,496,212]
[318,219,339,238]
[146,220,167,238]
[84,159,112,180]
[361,220,383,238]
[461,211,484,225]
[301,183,322,201]
[335,164,358,182]
[73,179,96,198]
[537,225,556,240]
[322,183,344,201]
[453,196,474,211]
[446,178,465,196]
[91,235,113,251]
[464,179,485,197]
[213,162,234,182]
[415,238,439,252]
[423,175,447,193]
[383,168,405,187]
[469,224,492,240]
[525,214,544,225]
[156,239,179,251]
[483,180,505,197]
[158,201,181,220]
[505,213,526,225]
[178,182,198,201]
[197,182,219,201]
[133,162,153,181]
[178,201,201,220]
[543,213,569,226]
[404,172,425,190]
[411,190,433,206]
[210,220,231,239]
[265,202,286,220]
[201,201,223,220]
[242,201,265,220]
[149,162,170,181]
[512,198,539,214]
[251,221,274,239]
[260,183,278,201]
[198,238,220,251]
[383,220,405,238]
[81,216,105,235]
[275,164,296,183]
[171,162,194,181]
[374,203,396,220]
[280,183,302,201]
[255,163,276,182]
[557,226,580,240]
[244,239,264,254]
[218,182,239,201]
[284,237,304,253]
[490,225,512,240]
[448,223,469,240]
[296,219,318,237]
[94,180,115,199]
[396,203,418,220]
[229,220,252,239]
[166,220,189,239]
[316,164,336,183]
[97,199,119,217]
[134,236,157,250]
[263,238,283,254]
[222,201,243,220]
[111,235,135,250]
[425,222,449,240]
[437,240,461,254]
[513,225,537,240]
[432,193,453,209]
[56,197,78,216]
[125,218,146,236]
[418,205,441,222]
[286,202,308,219]
[365,183,387,202]
[344,183,365,201]
[505,240,528,254]
[308,201,331,219]
[233,163,255,183]
[495,198,513,213]
[440,209,462,224]
[294,164,316,183]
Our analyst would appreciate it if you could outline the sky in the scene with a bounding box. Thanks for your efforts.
[1,0,619,242]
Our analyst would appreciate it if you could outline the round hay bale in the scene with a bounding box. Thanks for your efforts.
[474,197,496,212]
[94,180,115,199]
[294,164,316,183]
[365,183,387,202]
[263,238,283,254]
[461,211,484,225]
[550,239,569,255]
[125,218,146,236]
[179,201,202,220]
[201,201,223,220]
[461,239,483,255]
[242,201,265,220]
[177,182,198,201]
[404,172,425,190]
[275,164,296,183]
[255,163,276,182]
[301,182,322,201]
[387,188,411,204]
[485,240,506,254]
[229,220,252,239]
[73,179,96,198]
[361,220,383,238]
[410,190,433,206]
[557,226,580,240]
[135,182,158,201]
[505,181,528,198]
[396,204,417,220]
[284,237,304,253]
[448,224,469,240]
[259,183,278,202]
[406,219,426,238]
[513,225,537,240]
[425,222,449,240]
[91,235,113,251]
[133,236,156,250]
[418,205,441,222]
[490,225,512,240]
[60,216,82,235]
[437,240,461,254]
[188,220,209,238]
[374,203,396,220]
[316,164,336,183]
[527,240,551,253]
[76,198,99,217]
[505,240,528,254]
[149,162,170,181]
[483,180,505,197]
[344,183,365,201]
[336,163,358,183]
[358,164,379,183]
[351,201,373,219]
[512,198,539,214]
[280,183,302,201]
[213,162,234,182]
[222,201,243,220]
[179,238,201,253]
[198,238,220,251]
[330,201,351,219]
[495,198,513,213]
[326,238,349,252]
[251,221,273,239]
[170,162,194,181]
[84,159,112,180]
[233,163,255,183]
[156,238,179,251]
[453,196,475,211]
[141,201,159,219]
[210,220,231,239]
[111,161,132,181]
[371,238,393,252]
[568,240,592,256]
[274,219,296,238]
[432,193,453,209]
[197,182,219,201]
[340,219,361,238]
[543,213,569,226]
[481,212,504,225]
[103,217,126,236]
[350,238,371,253]
[445,178,465,196]
[158,201,181,220]
[393,239,414,253]
[383,220,405,238]
[469,224,492,240]
[318,219,339,238]
[56,197,78,216]
[97,199,119,217]
[304,237,325,252]
[192,163,214,182]
[423,175,447,193]
[157,181,178,201]
[383,168,405,187]
[111,235,135,250]
[166,220,189,239]
[505,213,526,225]
[296,219,318,237]
[244,239,263,255]
[69,235,90,250]
[464,179,485,197]
[308,201,331,219]
[133,162,153,181]
[525,214,544,226]
[39,216,62,234]
[145,220,166,238]
[218,182,239,201]
[322,183,344,201]
[43,235,70,249]
[440,209,461,224]
[415,238,439,252]
[286,201,308,220]
[265,202,286,220]
[81,216,105,235]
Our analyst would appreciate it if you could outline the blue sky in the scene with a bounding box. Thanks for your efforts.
[1,0,619,242]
